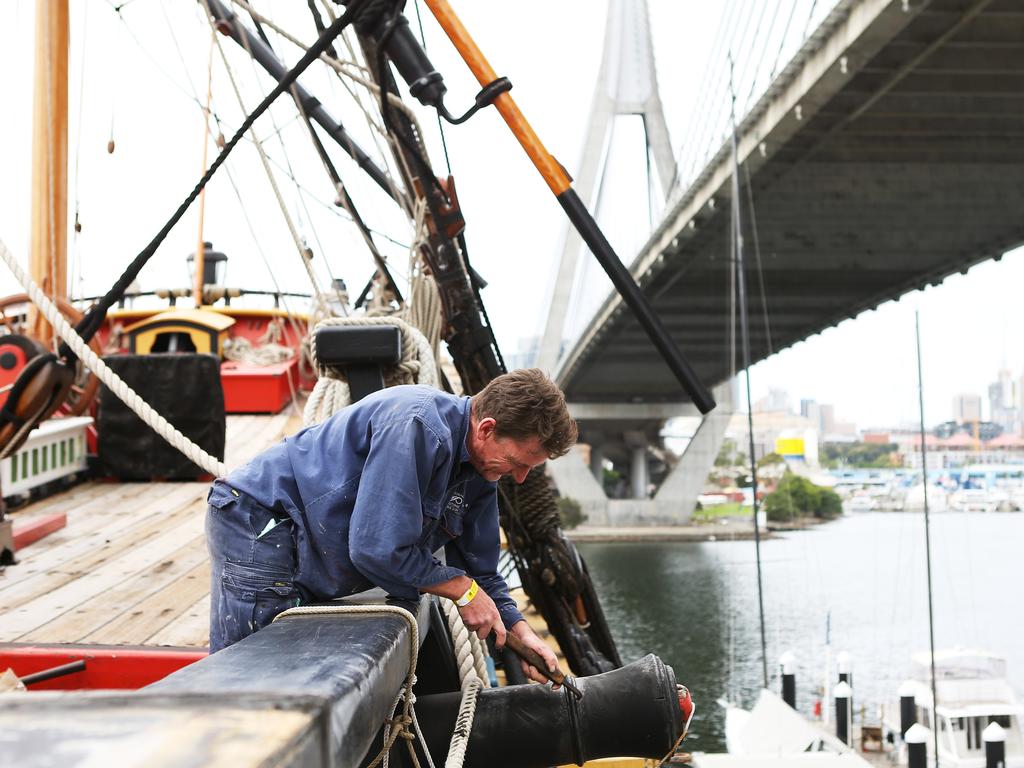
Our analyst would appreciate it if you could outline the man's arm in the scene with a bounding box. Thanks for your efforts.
[423,574,560,686]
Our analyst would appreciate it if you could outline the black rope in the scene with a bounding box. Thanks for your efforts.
[58,0,370,363]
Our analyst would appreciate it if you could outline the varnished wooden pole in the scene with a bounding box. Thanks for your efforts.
[29,0,70,343]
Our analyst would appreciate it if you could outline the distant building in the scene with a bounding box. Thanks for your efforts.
[754,388,792,414]
[988,369,1018,433]
[952,393,982,424]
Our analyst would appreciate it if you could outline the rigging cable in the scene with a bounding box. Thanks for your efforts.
[57,0,370,362]
[729,55,769,690]
[202,0,330,311]
[413,0,452,176]
[233,5,341,307]
[258,5,407,306]
[742,163,774,355]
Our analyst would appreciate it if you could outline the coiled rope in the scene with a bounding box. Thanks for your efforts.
[303,315,438,426]
[0,237,227,477]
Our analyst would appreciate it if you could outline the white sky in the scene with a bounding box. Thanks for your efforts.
[1,0,1022,431]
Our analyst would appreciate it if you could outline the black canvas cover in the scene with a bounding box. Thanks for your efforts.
[97,354,225,480]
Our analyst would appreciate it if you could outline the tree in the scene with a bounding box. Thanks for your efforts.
[764,471,843,522]
[556,496,587,529]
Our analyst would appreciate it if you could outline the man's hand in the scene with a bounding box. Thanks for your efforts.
[423,576,505,645]
[506,620,561,688]
[458,587,505,646]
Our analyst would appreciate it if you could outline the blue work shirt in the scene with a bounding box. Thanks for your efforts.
[222,385,524,629]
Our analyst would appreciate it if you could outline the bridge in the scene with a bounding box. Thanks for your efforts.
[543,0,1024,523]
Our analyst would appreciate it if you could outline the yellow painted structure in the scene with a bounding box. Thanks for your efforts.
[775,437,806,457]
[124,309,235,357]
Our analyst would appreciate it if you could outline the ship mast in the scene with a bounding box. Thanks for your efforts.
[29,0,70,344]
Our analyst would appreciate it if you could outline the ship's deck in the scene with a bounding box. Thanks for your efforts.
[0,413,297,649]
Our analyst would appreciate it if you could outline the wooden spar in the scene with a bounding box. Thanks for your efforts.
[194,28,217,309]
[29,0,70,344]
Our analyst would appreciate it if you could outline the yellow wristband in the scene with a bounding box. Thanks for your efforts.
[455,580,479,607]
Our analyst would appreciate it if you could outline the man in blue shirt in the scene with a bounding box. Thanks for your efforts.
[206,368,576,685]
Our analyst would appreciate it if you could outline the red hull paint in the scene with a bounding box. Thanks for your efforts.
[12,513,67,549]
[0,644,207,690]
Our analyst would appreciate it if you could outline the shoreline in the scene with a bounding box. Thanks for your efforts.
[566,516,829,543]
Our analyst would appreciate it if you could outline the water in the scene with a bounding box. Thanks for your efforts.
[577,512,1024,752]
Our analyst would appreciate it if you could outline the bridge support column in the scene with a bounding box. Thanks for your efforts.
[630,446,649,500]
[546,444,612,526]
[651,381,735,523]
[589,442,606,484]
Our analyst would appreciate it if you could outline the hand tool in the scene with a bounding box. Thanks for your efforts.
[504,631,583,700]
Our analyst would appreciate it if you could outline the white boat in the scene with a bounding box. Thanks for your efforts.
[884,648,1024,767]
[690,690,872,767]
[903,484,949,512]
[948,488,1010,513]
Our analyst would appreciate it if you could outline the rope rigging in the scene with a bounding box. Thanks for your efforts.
[3,0,625,685]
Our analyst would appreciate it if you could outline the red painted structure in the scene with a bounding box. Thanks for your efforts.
[12,513,67,549]
[221,358,299,414]
[0,644,206,690]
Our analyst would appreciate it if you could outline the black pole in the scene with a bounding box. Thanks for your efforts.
[834,681,852,746]
[555,190,715,414]
[915,311,941,767]
[20,660,87,686]
[780,651,796,709]
[728,57,768,690]
[984,723,1006,768]
[906,724,928,768]
[899,682,916,740]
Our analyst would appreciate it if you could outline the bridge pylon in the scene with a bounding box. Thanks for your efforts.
[536,0,676,374]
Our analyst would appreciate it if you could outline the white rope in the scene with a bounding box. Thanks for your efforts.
[440,598,491,689]
[0,238,227,476]
[273,604,436,768]
[444,676,483,768]
[303,315,438,427]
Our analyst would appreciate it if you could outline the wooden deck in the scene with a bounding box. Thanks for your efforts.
[0,413,298,650]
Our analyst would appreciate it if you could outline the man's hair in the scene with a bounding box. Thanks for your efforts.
[472,368,578,459]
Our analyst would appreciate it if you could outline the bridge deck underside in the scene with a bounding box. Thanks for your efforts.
[562,0,1024,403]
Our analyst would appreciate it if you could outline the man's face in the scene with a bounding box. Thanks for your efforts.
[468,418,549,483]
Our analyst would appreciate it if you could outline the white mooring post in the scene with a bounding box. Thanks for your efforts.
[780,651,797,710]
[834,681,853,746]
[984,722,1006,768]
[905,723,928,768]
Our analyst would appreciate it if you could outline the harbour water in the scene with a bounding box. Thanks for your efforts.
[577,512,1024,752]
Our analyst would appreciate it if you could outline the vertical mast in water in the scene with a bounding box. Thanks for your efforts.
[915,311,941,766]
[728,57,769,690]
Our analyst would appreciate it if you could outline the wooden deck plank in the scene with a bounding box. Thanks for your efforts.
[224,412,290,468]
[148,593,210,648]
[83,557,210,645]
[19,535,210,644]
[2,414,295,649]
[0,483,204,599]
[0,484,206,616]
[1,511,206,640]
[0,483,157,588]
